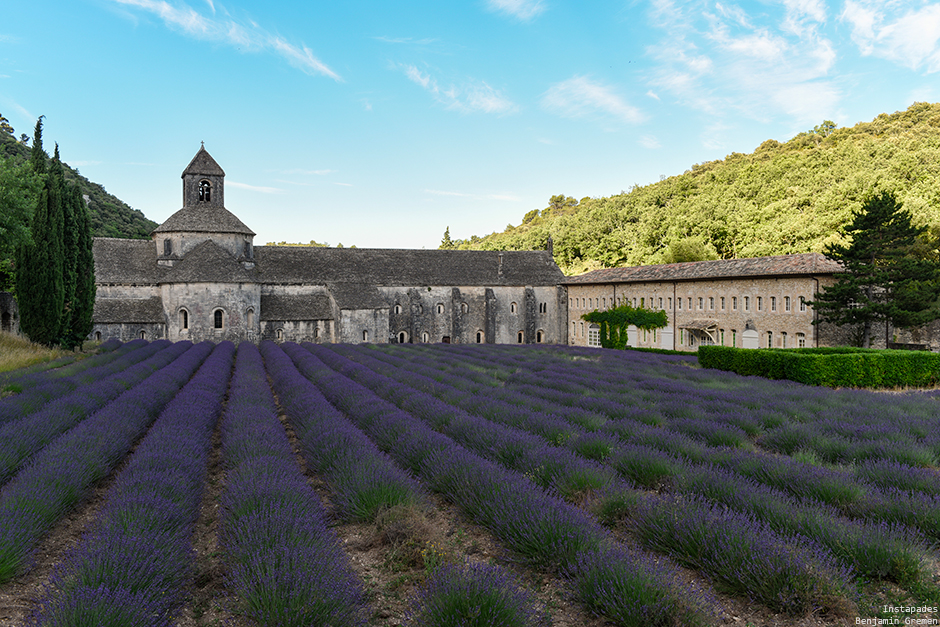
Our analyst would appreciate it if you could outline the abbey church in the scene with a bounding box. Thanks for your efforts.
[90,146,568,345]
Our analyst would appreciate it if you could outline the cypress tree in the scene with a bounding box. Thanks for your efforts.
[15,118,65,347]
[59,144,78,347]
[66,182,96,349]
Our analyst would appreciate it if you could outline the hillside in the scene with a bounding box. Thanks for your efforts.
[450,102,940,275]
[0,130,157,240]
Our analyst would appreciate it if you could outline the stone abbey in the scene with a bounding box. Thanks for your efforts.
[90,146,568,345]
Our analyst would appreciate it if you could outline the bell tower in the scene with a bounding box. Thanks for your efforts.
[182,142,225,208]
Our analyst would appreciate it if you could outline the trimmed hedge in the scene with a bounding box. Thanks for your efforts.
[698,345,940,388]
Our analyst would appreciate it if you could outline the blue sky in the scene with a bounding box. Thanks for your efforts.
[2,1,939,249]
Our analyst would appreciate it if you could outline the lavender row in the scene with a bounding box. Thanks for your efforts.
[0,341,212,584]
[334,345,930,590]
[219,342,368,626]
[30,342,235,626]
[0,340,195,484]
[283,343,709,626]
[0,339,154,425]
[304,343,623,501]
[261,341,425,522]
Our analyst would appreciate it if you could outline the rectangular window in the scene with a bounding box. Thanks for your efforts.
[785,296,791,312]
[797,332,806,348]
[640,297,645,308]
[782,332,787,348]
[709,296,714,310]
[698,297,704,310]
[800,296,807,312]
[757,296,763,311]
[688,297,692,310]
[720,329,725,345]
[633,297,638,307]
[732,297,738,311]
[668,297,673,309]
[720,297,725,310]
[732,329,737,347]
[767,331,773,348]
[658,297,663,309]
[588,326,601,347]
[744,296,750,312]
[771,296,777,312]
[678,298,682,310]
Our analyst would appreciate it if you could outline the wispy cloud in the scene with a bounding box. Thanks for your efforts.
[645,0,839,124]
[485,0,546,21]
[228,181,284,194]
[0,97,35,123]
[401,64,517,114]
[424,189,521,201]
[841,1,940,73]
[374,35,439,45]
[540,76,645,125]
[109,0,340,80]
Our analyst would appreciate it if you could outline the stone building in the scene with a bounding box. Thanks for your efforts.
[90,146,567,345]
[565,254,853,351]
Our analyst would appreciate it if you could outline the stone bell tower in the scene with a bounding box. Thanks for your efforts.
[182,142,225,208]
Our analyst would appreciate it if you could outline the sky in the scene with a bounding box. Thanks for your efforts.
[2,1,940,249]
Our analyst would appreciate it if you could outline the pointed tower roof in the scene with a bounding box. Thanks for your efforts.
[182,144,225,177]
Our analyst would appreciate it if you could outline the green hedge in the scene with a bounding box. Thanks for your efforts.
[697,345,940,388]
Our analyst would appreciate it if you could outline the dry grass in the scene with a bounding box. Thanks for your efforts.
[0,331,67,374]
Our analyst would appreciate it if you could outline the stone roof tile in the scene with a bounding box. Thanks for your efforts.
[93,238,165,284]
[564,253,841,285]
[182,146,225,177]
[152,205,255,235]
[93,297,164,323]
[161,240,256,284]
[259,294,333,320]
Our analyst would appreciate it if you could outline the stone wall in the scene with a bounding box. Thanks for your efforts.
[162,282,261,343]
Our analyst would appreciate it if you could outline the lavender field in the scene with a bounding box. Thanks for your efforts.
[0,340,938,627]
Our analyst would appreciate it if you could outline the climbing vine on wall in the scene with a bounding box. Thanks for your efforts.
[582,304,668,349]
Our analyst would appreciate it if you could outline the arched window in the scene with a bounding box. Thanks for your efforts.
[436,303,444,314]
[179,309,189,330]
[398,331,408,344]
[246,308,254,327]
[139,330,146,340]
[394,304,402,314]
[476,330,483,343]
[422,332,429,343]
[588,324,601,347]
[510,302,517,314]
[164,239,172,256]
[517,331,524,344]
[461,302,469,314]
[214,309,223,329]
[276,328,283,341]
[95,331,101,342]
[199,179,211,202]
[314,327,320,339]
[536,330,544,343]
[363,329,369,342]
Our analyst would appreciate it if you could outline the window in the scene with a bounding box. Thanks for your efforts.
[510,302,518,314]
[638,297,643,308]
[668,297,673,309]
[732,330,737,347]
[757,296,763,311]
[633,297,638,307]
[732,297,738,311]
[95,331,101,341]
[720,297,725,310]
[276,328,283,341]
[588,324,601,347]
[797,332,806,348]
[363,329,369,342]
[422,332,430,343]
[536,330,544,343]
[246,308,254,327]
[539,302,547,314]
[677,298,682,311]
[394,304,402,314]
[314,327,319,339]
[198,179,211,202]
[771,296,777,312]
[785,296,791,312]
[179,309,188,330]
[688,297,692,310]
[720,329,725,345]
[461,302,469,314]
[214,309,223,329]
[579,321,584,336]
[244,241,252,258]
[767,331,773,348]
[689,333,696,347]
[139,330,146,340]
[164,239,172,256]
[603,297,607,308]
[709,297,714,310]
[800,297,807,312]
[398,331,408,344]
[436,303,444,314]
[658,297,663,309]
[477,330,484,343]
[698,297,703,310]
[744,296,750,312]
[781,332,787,348]
[679,329,684,345]
[517,331,525,344]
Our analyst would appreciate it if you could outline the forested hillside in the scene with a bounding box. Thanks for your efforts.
[448,102,940,275]
[0,127,156,240]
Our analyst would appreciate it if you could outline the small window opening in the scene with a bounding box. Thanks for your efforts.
[164,239,172,256]
[180,309,189,330]
[517,331,524,344]
[536,330,544,343]
[199,179,211,202]
[363,329,369,342]
[476,330,483,343]
[214,309,223,329]
[436,303,444,314]
[95,331,101,341]
[394,304,402,314]
[246,308,254,327]
[461,302,469,314]
[422,332,429,343]
[276,328,283,341]
[139,330,146,340]
[510,302,517,314]
[398,331,407,344]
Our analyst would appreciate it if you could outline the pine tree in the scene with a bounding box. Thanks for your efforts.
[15,118,65,347]
[811,191,940,347]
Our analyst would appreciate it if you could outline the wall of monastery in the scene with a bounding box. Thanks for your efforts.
[155,232,253,262]
[161,282,261,343]
[91,323,165,343]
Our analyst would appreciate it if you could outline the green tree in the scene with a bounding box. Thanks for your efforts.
[810,191,940,347]
[440,226,456,249]
[63,182,96,350]
[15,118,66,347]
[0,114,12,136]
